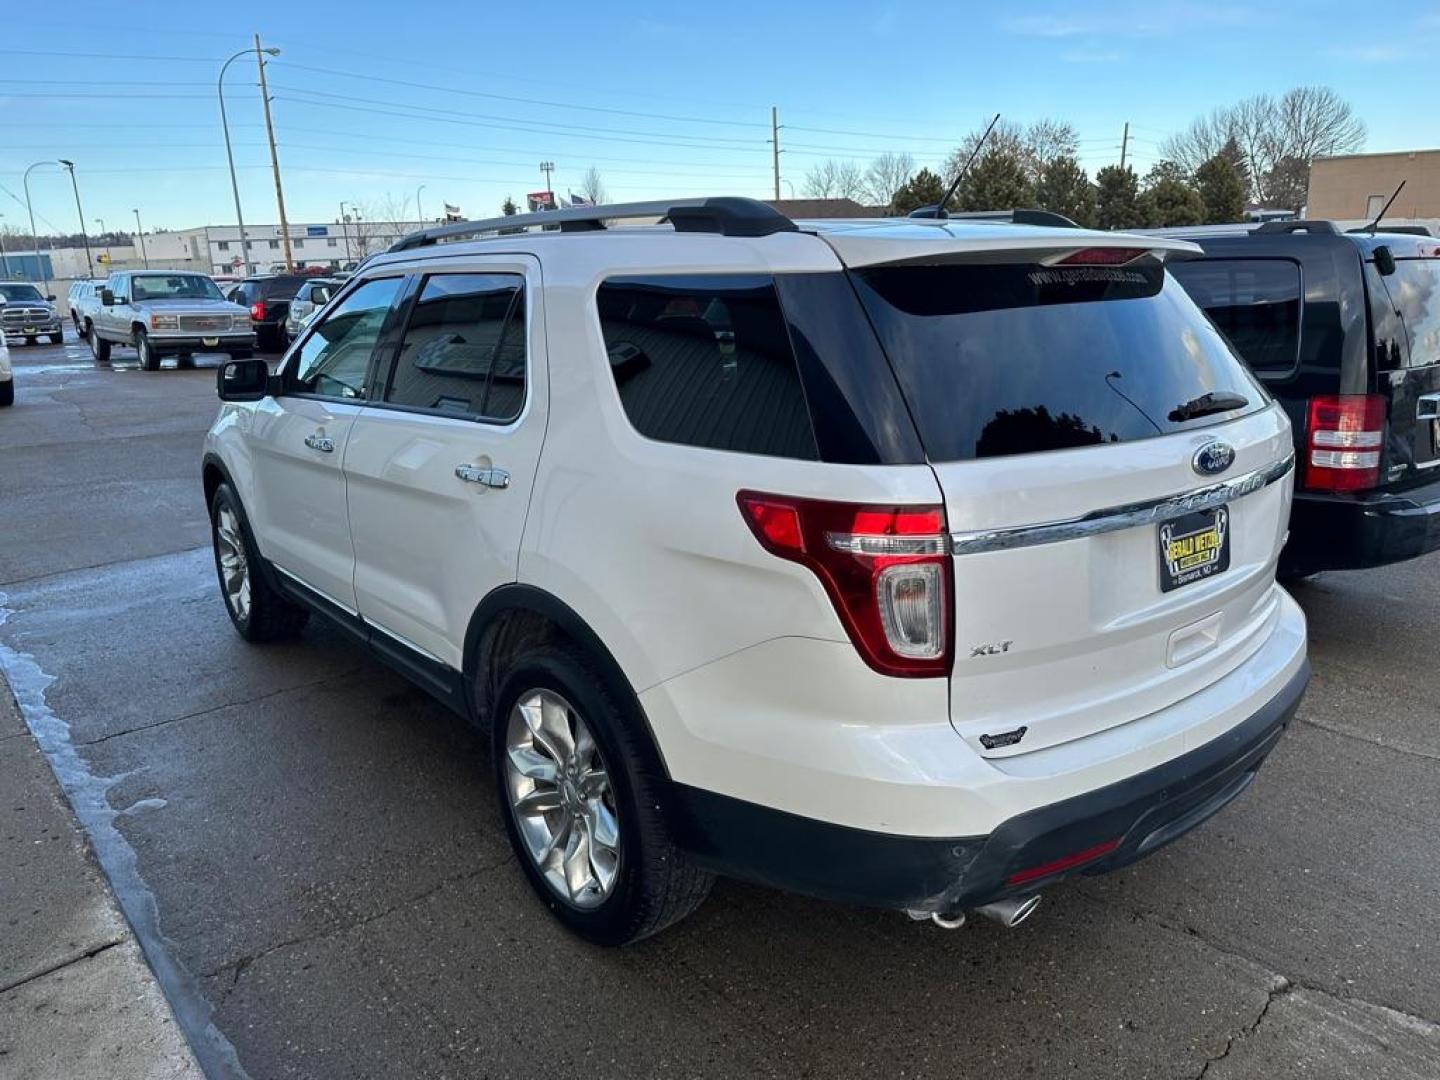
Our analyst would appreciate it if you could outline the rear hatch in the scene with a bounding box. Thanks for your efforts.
[830,228,1294,757]
[1367,249,1440,481]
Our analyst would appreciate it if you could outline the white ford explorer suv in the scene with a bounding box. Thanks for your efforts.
[202,197,1309,945]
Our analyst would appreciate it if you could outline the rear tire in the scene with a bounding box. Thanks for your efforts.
[135,329,161,371]
[492,645,713,945]
[209,482,309,642]
[0,381,13,407]
[89,329,111,364]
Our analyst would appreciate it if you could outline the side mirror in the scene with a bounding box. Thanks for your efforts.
[1374,245,1397,277]
[217,358,272,402]
[100,289,115,306]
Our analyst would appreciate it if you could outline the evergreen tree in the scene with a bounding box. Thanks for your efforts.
[1035,156,1096,227]
[1139,177,1205,227]
[891,168,946,214]
[1196,155,1247,223]
[957,151,1033,212]
[501,196,518,215]
[1094,165,1142,230]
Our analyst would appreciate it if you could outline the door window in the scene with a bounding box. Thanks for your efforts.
[382,273,526,421]
[287,277,402,400]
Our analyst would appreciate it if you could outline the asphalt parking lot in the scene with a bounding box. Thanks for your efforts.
[2,334,1438,1079]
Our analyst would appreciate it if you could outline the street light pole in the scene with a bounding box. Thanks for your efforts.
[218,47,259,276]
[133,209,149,268]
[0,214,10,279]
[339,201,353,263]
[539,161,555,205]
[416,184,426,224]
[22,161,51,294]
[57,160,94,279]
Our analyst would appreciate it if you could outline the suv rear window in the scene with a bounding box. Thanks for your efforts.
[851,261,1262,462]
[1373,259,1440,369]
[1168,258,1302,375]
[597,275,819,460]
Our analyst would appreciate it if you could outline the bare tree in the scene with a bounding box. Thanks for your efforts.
[864,152,917,208]
[1161,86,1365,208]
[348,195,414,258]
[802,159,867,200]
[946,117,1079,184]
[579,166,608,205]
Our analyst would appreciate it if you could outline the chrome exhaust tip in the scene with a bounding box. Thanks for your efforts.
[973,894,1042,928]
[904,908,967,929]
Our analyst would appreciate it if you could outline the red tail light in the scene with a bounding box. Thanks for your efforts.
[1304,394,1386,492]
[250,301,266,322]
[737,492,952,678]
[1006,838,1121,888]
[1054,247,1148,266]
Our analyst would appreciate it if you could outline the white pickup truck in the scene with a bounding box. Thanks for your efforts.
[90,270,254,371]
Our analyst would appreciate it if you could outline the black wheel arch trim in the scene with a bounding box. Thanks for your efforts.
[463,583,672,780]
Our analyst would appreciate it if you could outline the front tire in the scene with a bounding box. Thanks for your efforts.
[135,329,161,371]
[0,381,13,407]
[492,646,713,945]
[24,336,37,347]
[209,483,309,642]
[48,332,63,345]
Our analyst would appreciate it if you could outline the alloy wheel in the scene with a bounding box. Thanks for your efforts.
[504,688,620,909]
[214,505,250,622]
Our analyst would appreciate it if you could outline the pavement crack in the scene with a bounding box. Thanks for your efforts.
[0,937,126,995]
[1295,715,1440,763]
[1194,975,1292,1079]
[75,666,367,748]
[203,857,510,992]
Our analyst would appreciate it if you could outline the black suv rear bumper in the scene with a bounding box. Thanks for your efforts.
[669,662,1309,914]
[1285,475,1440,574]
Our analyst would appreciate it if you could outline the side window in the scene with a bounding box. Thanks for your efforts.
[288,277,402,400]
[382,273,526,421]
[596,275,819,459]
[1168,258,1302,375]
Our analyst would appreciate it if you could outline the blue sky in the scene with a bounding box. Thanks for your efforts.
[2,0,1436,236]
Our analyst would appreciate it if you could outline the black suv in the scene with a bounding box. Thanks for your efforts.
[225,274,306,352]
[1163,221,1440,576]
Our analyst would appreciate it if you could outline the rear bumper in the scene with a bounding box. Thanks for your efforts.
[668,657,1309,915]
[1285,475,1440,573]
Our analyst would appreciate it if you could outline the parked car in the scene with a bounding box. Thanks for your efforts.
[89,271,255,370]
[225,274,306,352]
[1160,221,1440,577]
[67,279,106,339]
[0,332,12,406]
[283,278,338,341]
[203,197,1309,945]
[0,281,63,345]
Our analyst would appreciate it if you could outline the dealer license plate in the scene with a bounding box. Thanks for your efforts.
[1158,507,1230,592]
[202,337,220,346]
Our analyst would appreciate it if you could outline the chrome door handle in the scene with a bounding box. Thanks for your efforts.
[1418,394,1440,421]
[455,464,510,489]
[304,433,336,453]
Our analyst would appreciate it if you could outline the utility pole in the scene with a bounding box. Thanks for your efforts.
[1119,121,1130,171]
[771,106,781,201]
[58,160,94,279]
[0,214,10,278]
[255,34,294,272]
[133,209,149,268]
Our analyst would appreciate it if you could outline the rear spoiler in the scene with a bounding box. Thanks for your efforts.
[817,229,1202,270]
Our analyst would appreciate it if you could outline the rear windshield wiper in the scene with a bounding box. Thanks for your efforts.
[1169,391,1249,423]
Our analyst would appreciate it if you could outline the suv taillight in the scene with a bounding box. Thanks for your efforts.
[737,492,952,677]
[1305,394,1386,492]
[250,302,266,322]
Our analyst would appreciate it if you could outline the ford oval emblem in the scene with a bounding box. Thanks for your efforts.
[1193,441,1236,476]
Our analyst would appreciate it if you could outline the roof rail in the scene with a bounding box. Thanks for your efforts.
[1255,220,1338,235]
[388,196,796,252]
[906,207,1081,229]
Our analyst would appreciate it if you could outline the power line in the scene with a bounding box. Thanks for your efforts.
[270,61,767,129]
[0,48,222,62]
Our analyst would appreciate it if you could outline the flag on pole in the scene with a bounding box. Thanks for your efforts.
[568,192,594,207]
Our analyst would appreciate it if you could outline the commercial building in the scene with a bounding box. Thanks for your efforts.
[1307,150,1440,220]
[147,220,428,275]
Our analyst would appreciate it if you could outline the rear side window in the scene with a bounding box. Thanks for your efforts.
[1373,259,1440,369]
[384,273,526,421]
[851,262,1262,462]
[289,277,402,399]
[1168,259,1302,375]
[597,275,818,460]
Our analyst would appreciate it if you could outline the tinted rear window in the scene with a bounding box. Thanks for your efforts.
[1374,259,1440,369]
[597,275,818,460]
[1168,258,1301,374]
[851,262,1262,462]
